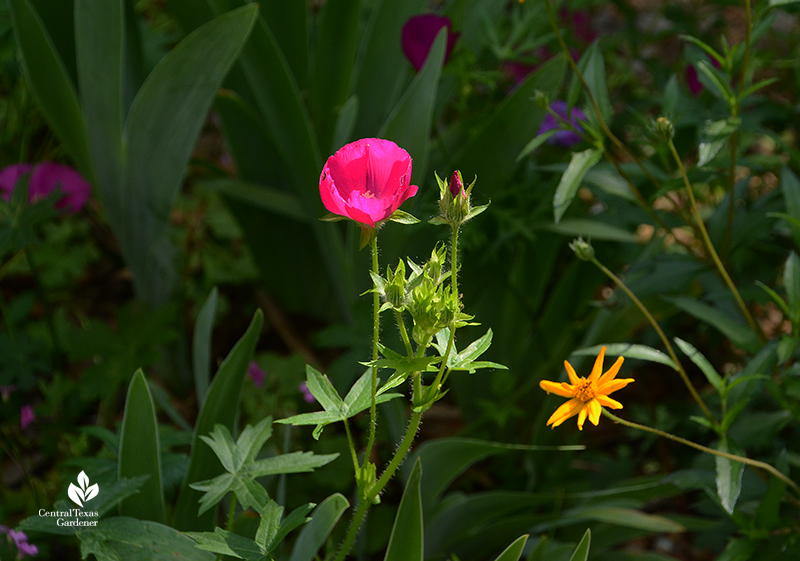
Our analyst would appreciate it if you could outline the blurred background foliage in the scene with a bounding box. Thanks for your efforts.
[2,0,800,559]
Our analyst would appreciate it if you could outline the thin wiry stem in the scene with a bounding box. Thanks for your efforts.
[603,409,800,499]
[590,256,715,422]
[542,0,661,190]
[667,139,763,342]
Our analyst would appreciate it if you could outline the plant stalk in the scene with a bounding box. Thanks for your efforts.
[666,139,762,341]
[602,408,800,498]
[590,256,715,421]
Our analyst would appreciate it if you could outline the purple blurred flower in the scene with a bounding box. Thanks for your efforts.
[0,161,91,214]
[538,101,587,147]
[247,361,265,388]
[401,14,459,72]
[20,405,35,430]
[299,382,315,404]
[8,529,38,558]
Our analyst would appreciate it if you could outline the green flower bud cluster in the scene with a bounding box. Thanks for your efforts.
[430,171,488,228]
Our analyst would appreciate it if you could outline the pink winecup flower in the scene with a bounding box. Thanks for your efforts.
[20,405,35,430]
[247,360,265,388]
[319,138,418,228]
[8,529,38,558]
[0,161,90,214]
[401,14,459,72]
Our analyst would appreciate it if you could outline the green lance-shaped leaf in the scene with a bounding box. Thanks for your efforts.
[567,41,612,127]
[311,0,360,153]
[402,437,582,513]
[674,337,725,397]
[492,535,528,561]
[384,458,423,561]
[380,27,447,185]
[9,0,93,177]
[351,0,428,138]
[193,287,218,404]
[173,309,263,531]
[781,166,800,248]
[665,296,760,353]
[288,493,349,561]
[568,529,591,561]
[571,344,679,371]
[553,148,603,224]
[75,0,124,222]
[118,369,165,523]
[784,252,800,324]
[716,436,745,515]
[122,4,258,306]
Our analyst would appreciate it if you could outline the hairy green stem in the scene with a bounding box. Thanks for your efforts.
[395,310,414,357]
[666,139,762,341]
[430,225,461,394]
[602,408,800,498]
[333,411,424,561]
[590,256,715,421]
[343,419,360,473]
[364,235,380,465]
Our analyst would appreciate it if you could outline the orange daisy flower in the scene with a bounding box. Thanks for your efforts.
[539,346,634,430]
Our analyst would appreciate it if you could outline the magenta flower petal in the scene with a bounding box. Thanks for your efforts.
[401,14,459,72]
[0,164,33,201]
[20,405,35,430]
[320,138,418,227]
[29,162,91,213]
[247,360,266,388]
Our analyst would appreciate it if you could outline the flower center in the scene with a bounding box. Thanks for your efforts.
[574,378,596,402]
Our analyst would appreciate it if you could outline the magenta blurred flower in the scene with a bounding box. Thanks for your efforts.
[685,56,722,97]
[247,360,265,388]
[8,529,38,558]
[401,14,459,72]
[299,382,315,404]
[538,101,587,147]
[560,8,597,44]
[0,161,90,214]
[319,138,418,228]
[20,404,35,430]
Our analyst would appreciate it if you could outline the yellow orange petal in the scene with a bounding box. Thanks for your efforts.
[596,395,623,409]
[588,399,601,426]
[598,377,635,395]
[564,360,580,385]
[547,398,583,428]
[598,356,625,385]
[577,404,589,430]
[588,346,606,382]
[539,380,575,398]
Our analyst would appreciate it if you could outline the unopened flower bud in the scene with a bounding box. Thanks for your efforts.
[534,90,550,110]
[655,116,674,141]
[385,261,407,309]
[569,237,595,261]
[450,170,465,199]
